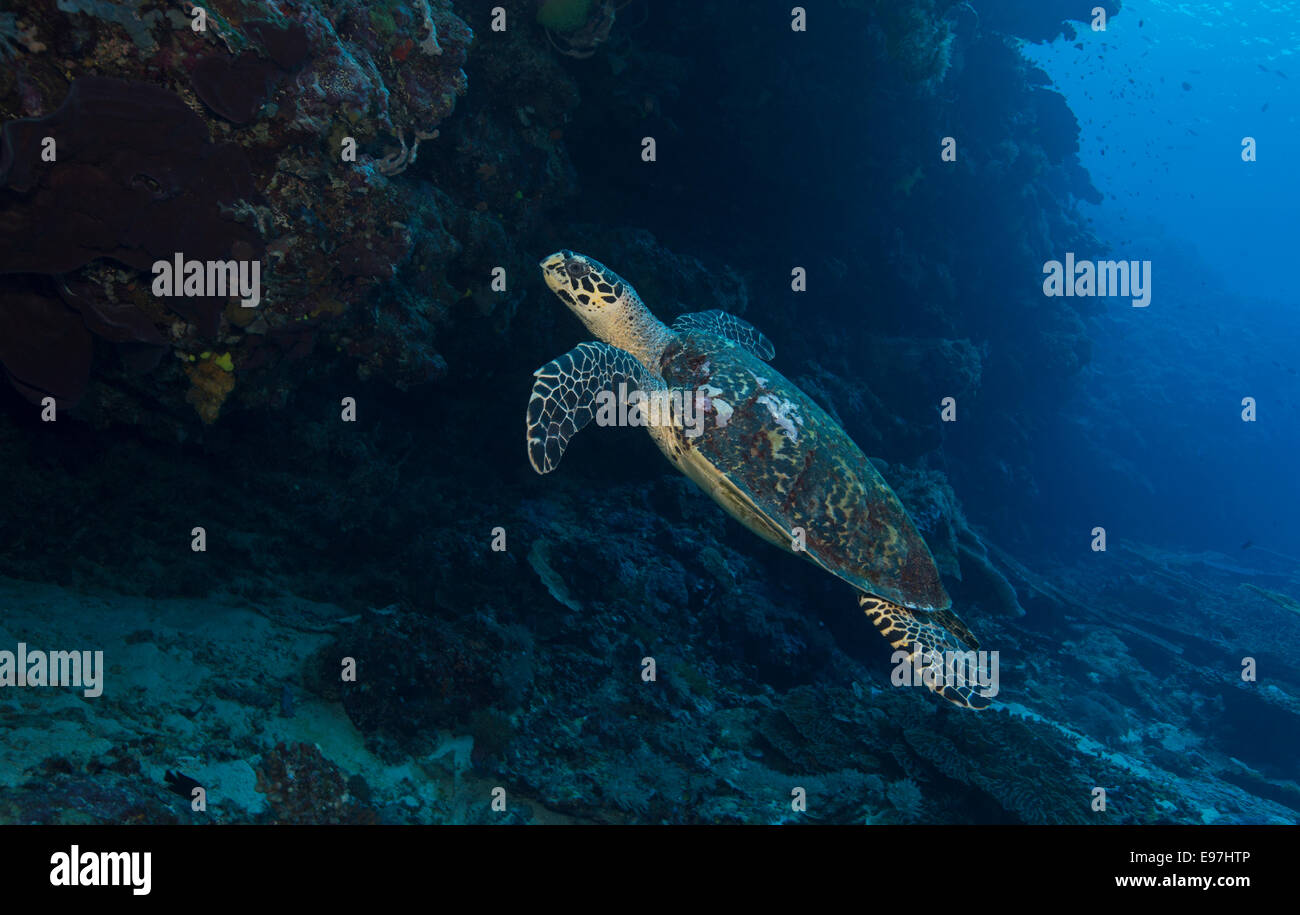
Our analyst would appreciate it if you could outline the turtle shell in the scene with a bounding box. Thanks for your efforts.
[660,332,949,612]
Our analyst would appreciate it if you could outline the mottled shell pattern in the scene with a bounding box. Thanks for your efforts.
[660,331,950,613]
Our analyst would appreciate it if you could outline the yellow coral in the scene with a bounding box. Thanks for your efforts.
[185,359,235,424]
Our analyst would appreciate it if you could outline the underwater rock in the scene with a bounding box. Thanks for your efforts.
[863,336,983,456]
[528,538,583,611]
[882,463,1026,617]
[956,530,1028,618]
[0,77,261,280]
[328,608,513,756]
[1,774,183,826]
[56,274,166,353]
[0,74,264,377]
[0,288,92,405]
[191,51,283,125]
[885,465,967,579]
[1031,87,1083,165]
[975,0,1124,43]
[255,741,378,825]
[0,75,264,406]
[0,1,482,422]
[871,0,957,86]
[243,19,312,71]
[537,0,596,34]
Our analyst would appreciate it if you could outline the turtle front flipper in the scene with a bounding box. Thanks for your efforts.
[672,310,775,361]
[527,341,651,474]
[858,595,992,710]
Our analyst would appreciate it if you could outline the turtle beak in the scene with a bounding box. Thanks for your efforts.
[539,252,570,297]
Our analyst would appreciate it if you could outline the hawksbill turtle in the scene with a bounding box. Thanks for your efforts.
[526,250,988,709]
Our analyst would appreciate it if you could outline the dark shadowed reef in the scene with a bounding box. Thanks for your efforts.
[0,0,1295,824]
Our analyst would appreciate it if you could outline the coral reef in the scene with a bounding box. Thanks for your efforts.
[0,0,479,421]
[255,741,378,824]
[979,0,1124,44]
[0,434,1296,824]
[0,76,260,404]
[184,356,237,425]
[324,606,529,761]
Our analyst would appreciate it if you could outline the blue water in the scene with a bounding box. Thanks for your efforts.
[1024,0,1300,560]
[1028,0,1298,291]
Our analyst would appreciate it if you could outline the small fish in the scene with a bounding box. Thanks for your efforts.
[1241,541,1254,550]
[1181,81,1192,91]
[1262,102,1270,112]
[165,770,202,799]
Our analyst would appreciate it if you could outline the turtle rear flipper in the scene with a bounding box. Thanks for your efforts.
[858,595,992,710]
[527,341,651,474]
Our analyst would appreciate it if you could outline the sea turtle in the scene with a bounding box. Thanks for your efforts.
[527,250,988,709]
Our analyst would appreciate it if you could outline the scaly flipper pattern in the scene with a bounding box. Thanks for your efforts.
[672,310,775,361]
[527,341,650,473]
[858,594,992,710]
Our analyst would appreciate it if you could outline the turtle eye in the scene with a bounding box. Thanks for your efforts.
[565,260,589,280]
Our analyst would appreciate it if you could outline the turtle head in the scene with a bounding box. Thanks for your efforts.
[539,250,638,340]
